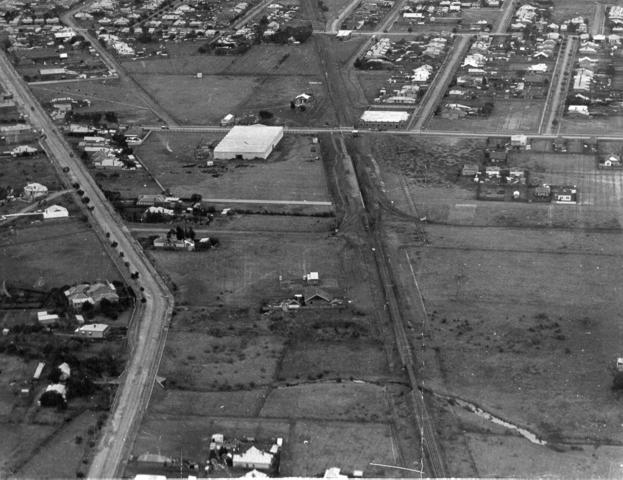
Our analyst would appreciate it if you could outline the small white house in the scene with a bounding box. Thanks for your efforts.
[23,182,48,200]
[232,446,273,470]
[75,323,110,338]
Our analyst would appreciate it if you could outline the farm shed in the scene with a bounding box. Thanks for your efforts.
[213,125,284,160]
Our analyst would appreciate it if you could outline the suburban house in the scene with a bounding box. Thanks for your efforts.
[23,182,48,200]
[75,323,111,338]
[303,287,332,305]
[232,446,273,471]
[64,282,119,309]
[599,154,622,168]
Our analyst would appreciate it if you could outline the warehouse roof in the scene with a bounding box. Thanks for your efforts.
[215,125,284,155]
[360,110,409,123]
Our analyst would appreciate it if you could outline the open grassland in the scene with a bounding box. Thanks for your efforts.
[0,219,120,288]
[561,115,623,136]
[400,224,623,475]
[259,382,390,422]
[31,80,159,124]
[427,99,543,133]
[130,74,259,125]
[137,133,331,201]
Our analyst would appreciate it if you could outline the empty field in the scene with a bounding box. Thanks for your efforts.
[260,382,390,422]
[148,388,268,418]
[0,219,121,288]
[131,73,259,125]
[160,331,285,390]
[561,115,623,136]
[137,134,331,202]
[279,341,390,381]
[406,224,623,447]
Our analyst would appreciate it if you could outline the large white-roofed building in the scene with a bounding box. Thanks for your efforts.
[213,125,284,160]
[359,110,409,129]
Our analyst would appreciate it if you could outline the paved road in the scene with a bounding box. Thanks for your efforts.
[60,9,179,126]
[141,124,623,141]
[327,0,360,32]
[542,36,577,135]
[0,50,174,479]
[409,35,471,131]
[494,0,515,34]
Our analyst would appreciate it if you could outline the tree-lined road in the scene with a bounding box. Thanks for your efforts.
[0,50,174,479]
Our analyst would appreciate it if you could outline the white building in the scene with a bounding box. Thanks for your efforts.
[213,125,284,160]
[23,182,48,200]
[75,323,111,338]
[43,205,69,219]
[232,446,273,470]
[359,110,409,128]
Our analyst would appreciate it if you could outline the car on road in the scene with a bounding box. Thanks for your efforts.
[160,125,169,130]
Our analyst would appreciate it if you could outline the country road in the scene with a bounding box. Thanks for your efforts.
[0,50,174,479]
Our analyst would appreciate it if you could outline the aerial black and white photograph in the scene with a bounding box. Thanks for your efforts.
[0,0,622,477]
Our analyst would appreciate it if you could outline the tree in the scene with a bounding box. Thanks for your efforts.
[175,225,184,240]
[259,110,273,120]
[612,372,623,391]
[190,193,202,203]
[39,390,66,409]
[48,367,62,383]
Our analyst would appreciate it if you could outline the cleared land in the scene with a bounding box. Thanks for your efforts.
[136,133,331,203]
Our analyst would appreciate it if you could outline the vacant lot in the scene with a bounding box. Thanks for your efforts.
[260,382,390,422]
[428,99,543,132]
[401,224,623,473]
[561,114,623,136]
[0,219,121,288]
[137,133,331,202]
[149,388,268,418]
[0,153,62,193]
[160,331,285,390]
[31,80,159,125]
[279,341,390,382]
[131,73,259,124]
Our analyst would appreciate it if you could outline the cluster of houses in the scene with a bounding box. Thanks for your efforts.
[341,0,394,31]
[438,1,590,120]
[398,0,498,29]
[565,35,623,118]
[77,0,258,51]
[357,35,451,106]
[0,1,113,82]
